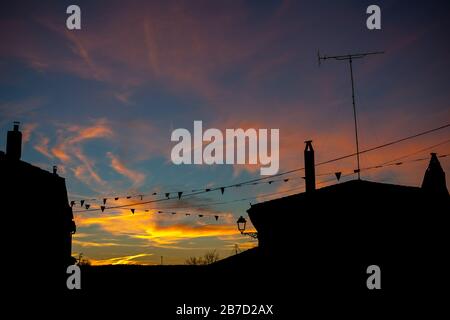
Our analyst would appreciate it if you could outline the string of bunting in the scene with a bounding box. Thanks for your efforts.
[77,176,346,217]
[70,123,450,207]
[71,176,301,209]
[69,125,450,209]
[71,130,450,214]
[328,153,449,181]
[115,207,223,221]
[72,152,449,213]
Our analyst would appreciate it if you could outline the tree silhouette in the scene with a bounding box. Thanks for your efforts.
[185,250,220,265]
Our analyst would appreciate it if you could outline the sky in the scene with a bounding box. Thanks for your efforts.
[1,0,449,265]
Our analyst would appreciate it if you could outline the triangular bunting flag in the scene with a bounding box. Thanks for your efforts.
[70,201,75,207]
[80,200,85,207]
[85,204,90,209]
[103,198,107,205]
[214,215,219,221]
[220,187,225,195]
[131,209,135,214]
[100,206,105,212]
[335,172,342,181]
[178,192,183,199]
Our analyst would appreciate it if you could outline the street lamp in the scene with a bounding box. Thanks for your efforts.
[236,216,258,239]
[237,216,247,232]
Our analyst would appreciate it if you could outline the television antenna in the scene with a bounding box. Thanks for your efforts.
[318,50,384,179]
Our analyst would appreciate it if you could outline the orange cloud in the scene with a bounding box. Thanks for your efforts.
[51,146,70,162]
[107,152,146,188]
[66,121,114,144]
[37,119,115,189]
[34,134,52,158]
[133,224,239,245]
[72,240,123,248]
[50,118,113,163]
[75,206,238,247]
[89,253,154,266]
[73,148,106,186]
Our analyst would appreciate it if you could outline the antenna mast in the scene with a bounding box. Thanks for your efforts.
[318,50,384,179]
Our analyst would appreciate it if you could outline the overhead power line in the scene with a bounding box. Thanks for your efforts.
[72,123,450,213]
[380,138,450,166]
[73,152,449,214]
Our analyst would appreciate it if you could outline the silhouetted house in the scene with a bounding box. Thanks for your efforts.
[247,142,449,252]
[212,141,450,293]
[1,122,75,290]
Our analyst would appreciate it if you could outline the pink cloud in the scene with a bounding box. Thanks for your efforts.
[33,134,52,159]
[21,122,38,144]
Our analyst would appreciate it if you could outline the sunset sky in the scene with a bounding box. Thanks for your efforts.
[1,0,449,265]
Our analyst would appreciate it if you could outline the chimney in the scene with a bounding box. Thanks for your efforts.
[421,153,449,195]
[6,121,22,160]
[304,140,316,192]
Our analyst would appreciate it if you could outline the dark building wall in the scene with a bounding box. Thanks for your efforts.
[0,154,75,290]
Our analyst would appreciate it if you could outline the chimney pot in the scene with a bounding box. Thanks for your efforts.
[304,140,316,192]
[6,121,22,161]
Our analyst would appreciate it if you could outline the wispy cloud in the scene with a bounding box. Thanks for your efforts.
[72,147,106,186]
[0,97,44,126]
[107,152,146,188]
[21,122,38,144]
[75,205,237,247]
[51,118,113,162]
[89,253,154,266]
[33,134,52,158]
[30,118,114,189]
